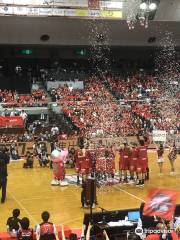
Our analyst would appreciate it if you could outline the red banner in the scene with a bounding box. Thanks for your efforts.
[0,116,24,127]
[88,0,99,9]
[143,188,178,220]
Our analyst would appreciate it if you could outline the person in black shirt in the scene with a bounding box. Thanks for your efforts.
[23,152,34,168]
[7,208,21,232]
[86,223,109,240]
[0,146,10,203]
[69,233,78,240]
[128,234,141,240]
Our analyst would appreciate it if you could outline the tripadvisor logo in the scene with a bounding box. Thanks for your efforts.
[135,227,143,235]
[135,227,173,235]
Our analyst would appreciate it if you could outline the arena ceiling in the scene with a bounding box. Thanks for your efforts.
[0,0,180,46]
[155,0,180,21]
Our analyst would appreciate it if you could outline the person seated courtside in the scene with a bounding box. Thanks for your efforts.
[23,152,34,168]
[36,211,57,240]
[38,149,49,167]
[6,208,22,234]
[17,217,34,240]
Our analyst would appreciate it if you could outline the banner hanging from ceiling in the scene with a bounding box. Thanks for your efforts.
[88,0,99,9]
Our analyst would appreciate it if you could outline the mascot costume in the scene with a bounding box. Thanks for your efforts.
[51,149,69,186]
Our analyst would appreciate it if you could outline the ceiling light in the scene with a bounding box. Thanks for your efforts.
[126,0,158,30]
[149,2,157,10]
[140,2,147,10]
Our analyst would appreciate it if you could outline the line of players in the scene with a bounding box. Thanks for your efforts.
[75,135,149,188]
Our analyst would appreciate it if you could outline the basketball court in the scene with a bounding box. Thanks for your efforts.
[1,150,180,231]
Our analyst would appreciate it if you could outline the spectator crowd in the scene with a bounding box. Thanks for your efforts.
[49,74,179,138]
[0,71,179,140]
[0,89,47,108]
[4,207,180,240]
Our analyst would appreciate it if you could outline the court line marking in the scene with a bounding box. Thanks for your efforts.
[113,185,145,202]
[19,196,59,201]
[7,190,38,225]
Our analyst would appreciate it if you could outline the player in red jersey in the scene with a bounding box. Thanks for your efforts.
[119,143,131,183]
[129,143,138,183]
[75,146,86,184]
[136,136,149,187]
[80,146,92,176]
[75,145,92,184]
[88,146,97,178]
[95,145,106,180]
[36,211,56,240]
[143,134,150,180]
[104,146,115,178]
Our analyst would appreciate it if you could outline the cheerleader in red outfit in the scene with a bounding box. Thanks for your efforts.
[168,143,177,175]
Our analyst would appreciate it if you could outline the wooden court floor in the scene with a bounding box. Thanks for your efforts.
[0,150,180,231]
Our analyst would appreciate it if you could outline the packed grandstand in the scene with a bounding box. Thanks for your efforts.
[0,1,180,239]
[0,70,179,140]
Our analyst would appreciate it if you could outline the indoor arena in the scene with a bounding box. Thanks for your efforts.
[0,0,179,240]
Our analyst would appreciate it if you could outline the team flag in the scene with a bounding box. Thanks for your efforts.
[143,188,178,220]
